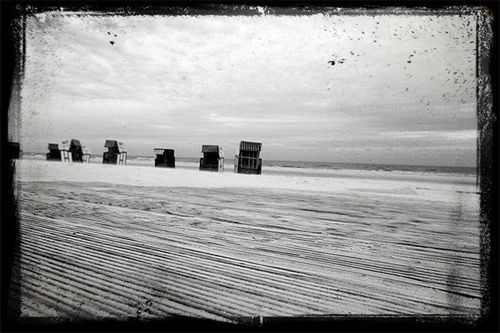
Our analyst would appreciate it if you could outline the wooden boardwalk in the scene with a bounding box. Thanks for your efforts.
[10,181,481,321]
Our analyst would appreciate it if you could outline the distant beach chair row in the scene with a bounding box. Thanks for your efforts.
[46,139,90,163]
[45,139,263,175]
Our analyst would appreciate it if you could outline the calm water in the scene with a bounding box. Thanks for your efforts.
[173,157,476,175]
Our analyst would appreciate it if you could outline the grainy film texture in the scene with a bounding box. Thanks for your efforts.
[6,6,488,324]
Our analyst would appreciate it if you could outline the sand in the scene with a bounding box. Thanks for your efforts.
[9,159,481,321]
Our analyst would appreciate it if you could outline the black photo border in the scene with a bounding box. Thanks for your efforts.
[1,1,498,332]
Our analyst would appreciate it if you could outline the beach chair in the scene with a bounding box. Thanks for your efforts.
[82,145,91,163]
[58,140,72,162]
[154,148,175,168]
[8,142,21,159]
[46,143,61,161]
[103,140,127,165]
[69,139,84,162]
[234,141,262,174]
[199,145,224,172]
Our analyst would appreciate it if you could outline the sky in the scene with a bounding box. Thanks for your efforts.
[13,9,478,166]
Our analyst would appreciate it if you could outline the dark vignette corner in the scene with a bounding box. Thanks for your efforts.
[1,1,24,332]
[477,1,499,333]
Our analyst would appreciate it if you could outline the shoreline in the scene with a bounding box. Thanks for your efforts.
[20,154,477,176]
[15,159,478,203]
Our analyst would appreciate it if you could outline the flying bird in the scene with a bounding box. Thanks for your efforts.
[109,41,115,45]
[328,60,335,66]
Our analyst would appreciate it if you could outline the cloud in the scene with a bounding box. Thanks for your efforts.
[17,11,477,166]
[381,129,477,141]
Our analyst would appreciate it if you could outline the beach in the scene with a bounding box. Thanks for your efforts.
[9,159,481,321]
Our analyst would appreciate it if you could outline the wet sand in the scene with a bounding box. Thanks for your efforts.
[10,160,481,321]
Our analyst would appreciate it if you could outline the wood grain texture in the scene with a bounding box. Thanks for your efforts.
[12,180,480,320]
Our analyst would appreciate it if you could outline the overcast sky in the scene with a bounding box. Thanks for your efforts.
[15,9,477,166]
